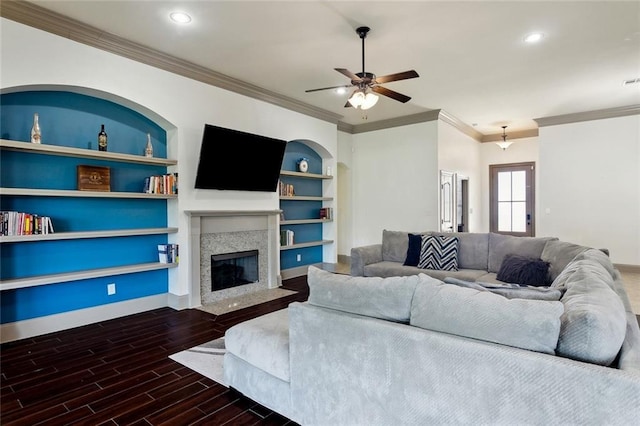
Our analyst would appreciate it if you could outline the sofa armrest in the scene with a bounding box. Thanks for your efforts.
[350,244,383,276]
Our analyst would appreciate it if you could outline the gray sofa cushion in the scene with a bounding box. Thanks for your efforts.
[382,230,412,262]
[410,276,564,354]
[444,277,563,301]
[431,232,489,270]
[557,269,627,366]
[573,248,616,279]
[364,261,486,281]
[551,259,614,291]
[307,265,420,323]
[224,308,291,382]
[541,240,590,282]
[488,233,557,273]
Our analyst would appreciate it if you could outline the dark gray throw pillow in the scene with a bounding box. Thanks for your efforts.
[403,233,422,266]
[496,254,550,286]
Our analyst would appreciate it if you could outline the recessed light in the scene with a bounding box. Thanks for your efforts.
[524,32,544,43]
[336,87,347,95]
[170,12,192,24]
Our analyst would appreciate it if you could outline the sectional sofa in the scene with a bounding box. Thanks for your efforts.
[223,231,640,425]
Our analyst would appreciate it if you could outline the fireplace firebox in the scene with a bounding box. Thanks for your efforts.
[211,250,259,291]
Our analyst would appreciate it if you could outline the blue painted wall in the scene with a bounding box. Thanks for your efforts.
[0,91,169,324]
[280,141,324,269]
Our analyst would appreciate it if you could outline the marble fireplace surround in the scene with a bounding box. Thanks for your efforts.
[186,210,281,307]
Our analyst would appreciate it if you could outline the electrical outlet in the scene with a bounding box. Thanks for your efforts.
[296,254,302,262]
[107,283,116,295]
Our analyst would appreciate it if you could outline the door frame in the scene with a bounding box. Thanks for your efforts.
[489,162,536,236]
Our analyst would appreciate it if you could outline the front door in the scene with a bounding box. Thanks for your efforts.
[489,162,535,236]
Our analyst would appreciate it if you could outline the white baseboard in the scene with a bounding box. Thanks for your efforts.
[168,292,190,310]
[0,294,168,344]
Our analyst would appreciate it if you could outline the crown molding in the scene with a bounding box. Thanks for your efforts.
[535,105,640,128]
[0,0,343,125]
[437,110,484,142]
[481,128,539,142]
[340,110,441,134]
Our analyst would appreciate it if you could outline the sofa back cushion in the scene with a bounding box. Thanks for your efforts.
[383,230,416,262]
[431,232,489,270]
[488,233,557,273]
[307,266,419,323]
[541,240,590,282]
[410,276,564,354]
[556,264,626,366]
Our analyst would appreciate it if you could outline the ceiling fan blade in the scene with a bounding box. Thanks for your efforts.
[305,84,353,93]
[335,68,362,82]
[374,70,419,84]
[371,85,412,103]
[344,100,352,108]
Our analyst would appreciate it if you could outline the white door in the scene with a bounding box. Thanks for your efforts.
[440,171,455,233]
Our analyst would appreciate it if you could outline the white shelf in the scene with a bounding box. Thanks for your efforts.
[281,219,332,225]
[279,196,333,201]
[0,227,178,243]
[280,170,333,180]
[0,139,177,166]
[280,240,334,251]
[0,262,179,291]
[0,187,177,199]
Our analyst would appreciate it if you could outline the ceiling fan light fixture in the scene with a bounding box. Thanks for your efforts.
[348,90,379,110]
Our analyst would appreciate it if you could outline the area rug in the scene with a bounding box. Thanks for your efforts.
[169,337,227,387]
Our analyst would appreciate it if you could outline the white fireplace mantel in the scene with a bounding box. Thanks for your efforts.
[186,210,282,308]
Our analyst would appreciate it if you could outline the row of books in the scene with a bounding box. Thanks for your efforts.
[158,244,179,264]
[279,182,295,196]
[144,173,178,195]
[1,211,54,236]
[319,207,333,220]
[280,230,295,246]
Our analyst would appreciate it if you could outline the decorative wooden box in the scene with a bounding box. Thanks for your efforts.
[77,165,110,191]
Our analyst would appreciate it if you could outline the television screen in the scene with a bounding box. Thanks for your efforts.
[195,124,287,192]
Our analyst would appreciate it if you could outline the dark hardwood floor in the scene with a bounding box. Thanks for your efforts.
[0,276,309,426]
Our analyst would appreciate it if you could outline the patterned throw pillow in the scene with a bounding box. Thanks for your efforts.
[418,235,459,271]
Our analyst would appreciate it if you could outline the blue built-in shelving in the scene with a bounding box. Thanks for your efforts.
[279,141,333,272]
[0,90,177,324]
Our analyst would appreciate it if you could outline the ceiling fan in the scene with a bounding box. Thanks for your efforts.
[305,26,419,109]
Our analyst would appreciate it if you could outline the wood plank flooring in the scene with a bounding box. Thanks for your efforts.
[0,276,309,426]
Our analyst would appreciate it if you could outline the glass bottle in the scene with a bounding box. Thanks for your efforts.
[98,124,108,151]
[145,133,153,157]
[31,113,41,144]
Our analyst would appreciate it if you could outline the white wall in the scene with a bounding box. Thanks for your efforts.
[337,131,353,256]
[437,120,483,232]
[479,137,539,233]
[538,115,640,265]
[1,19,338,298]
[350,121,439,248]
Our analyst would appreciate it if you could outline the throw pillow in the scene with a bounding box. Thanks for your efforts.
[403,233,422,266]
[417,235,459,271]
[496,254,550,286]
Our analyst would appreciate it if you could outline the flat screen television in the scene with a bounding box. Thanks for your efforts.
[195,124,287,192]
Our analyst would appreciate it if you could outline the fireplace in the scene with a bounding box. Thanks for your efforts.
[212,250,259,290]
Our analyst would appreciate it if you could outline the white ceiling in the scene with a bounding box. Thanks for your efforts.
[26,0,640,135]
